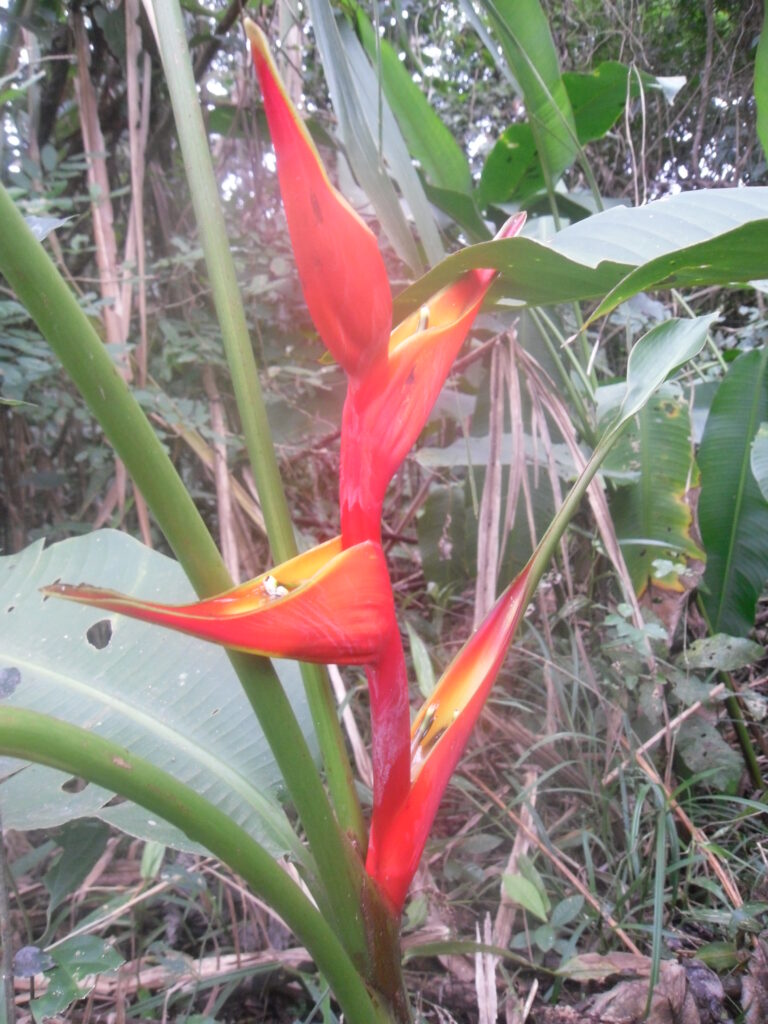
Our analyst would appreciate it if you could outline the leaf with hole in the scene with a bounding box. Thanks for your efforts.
[0,531,312,860]
[606,395,703,594]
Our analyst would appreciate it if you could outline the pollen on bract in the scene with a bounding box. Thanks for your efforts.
[42,538,397,667]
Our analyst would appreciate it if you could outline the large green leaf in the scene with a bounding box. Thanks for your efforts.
[0,531,311,859]
[477,0,578,186]
[606,394,703,594]
[353,7,473,197]
[479,62,665,205]
[337,20,444,266]
[698,348,768,636]
[393,187,768,317]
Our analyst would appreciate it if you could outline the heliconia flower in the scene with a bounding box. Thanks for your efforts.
[245,20,526,546]
[42,537,396,666]
[365,565,532,912]
[340,213,525,546]
[246,20,392,379]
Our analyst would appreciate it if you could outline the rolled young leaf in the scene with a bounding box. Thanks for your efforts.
[246,20,392,378]
[43,537,396,665]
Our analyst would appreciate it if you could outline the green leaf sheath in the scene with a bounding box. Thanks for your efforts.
[0,708,387,1024]
[698,348,768,637]
[755,0,768,161]
[151,0,365,849]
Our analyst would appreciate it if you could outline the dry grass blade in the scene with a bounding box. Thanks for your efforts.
[328,664,373,788]
[629,746,743,909]
[203,365,240,580]
[475,341,506,627]
[464,769,643,956]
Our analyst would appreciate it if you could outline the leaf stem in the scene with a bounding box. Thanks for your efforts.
[0,708,390,1024]
[150,0,364,846]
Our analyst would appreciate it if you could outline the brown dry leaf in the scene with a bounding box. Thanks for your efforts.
[742,937,768,1024]
[586,962,699,1023]
[558,951,654,982]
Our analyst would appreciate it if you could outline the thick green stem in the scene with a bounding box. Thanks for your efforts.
[150,0,364,846]
[0,183,371,961]
[0,708,392,1024]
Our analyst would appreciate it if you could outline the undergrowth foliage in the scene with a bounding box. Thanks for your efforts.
[0,1,767,1022]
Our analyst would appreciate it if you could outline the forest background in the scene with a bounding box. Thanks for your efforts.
[1,0,768,1022]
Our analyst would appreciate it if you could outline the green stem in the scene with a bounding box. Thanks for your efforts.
[0,708,391,1024]
[521,427,623,607]
[0,183,370,961]
[151,0,364,846]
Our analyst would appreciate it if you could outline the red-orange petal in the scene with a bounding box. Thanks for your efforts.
[42,538,395,666]
[366,566,531,911]
[340,214,526,545]
[246,20,392,378]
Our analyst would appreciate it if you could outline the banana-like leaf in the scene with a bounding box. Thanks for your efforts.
[479,62,669,205]
[353,7,473,197]
[698,348,768,636]
[476,0,578,186]
[394,187,768,316]
[337,19,444,266]
[606,394,703,594]
[0,531,312,860]
[304,0,423,272]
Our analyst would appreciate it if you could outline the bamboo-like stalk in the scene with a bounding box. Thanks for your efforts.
[0,708,391,1024]
[149,0,365,849]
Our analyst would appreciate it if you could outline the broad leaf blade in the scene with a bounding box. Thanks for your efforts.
[393,187,768,316]
[607,395,703,594]
[620,314,718,423]
[478,0,578,184]
[698,348,768,636]
[0,531,310,858]
[337,19,444,266]
[354,8,473,196]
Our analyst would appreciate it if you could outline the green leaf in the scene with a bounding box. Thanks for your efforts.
[0,531,311,860]
[405,622,436,700]
[698,348,768,636]
[477,0,578,186]
[677,718,743,792]
[30,936,124,1024]
[502,872,549,922]
[750,421,768,501]
[44,821,110,919]
[338,19,444,266]
[479,62,666,205]
[756,0,768,160]
[393,187,768,317]
[619,314,717,425]
[678,634,766,672]
[304,0,424,271]
[353,7,473,196]
[607,395,703,594]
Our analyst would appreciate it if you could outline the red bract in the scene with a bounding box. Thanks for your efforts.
[43,538,395,666]
[247,20,525,546]
[340,214,525,546]
[366,568,531,911]
[247,22,391,379]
